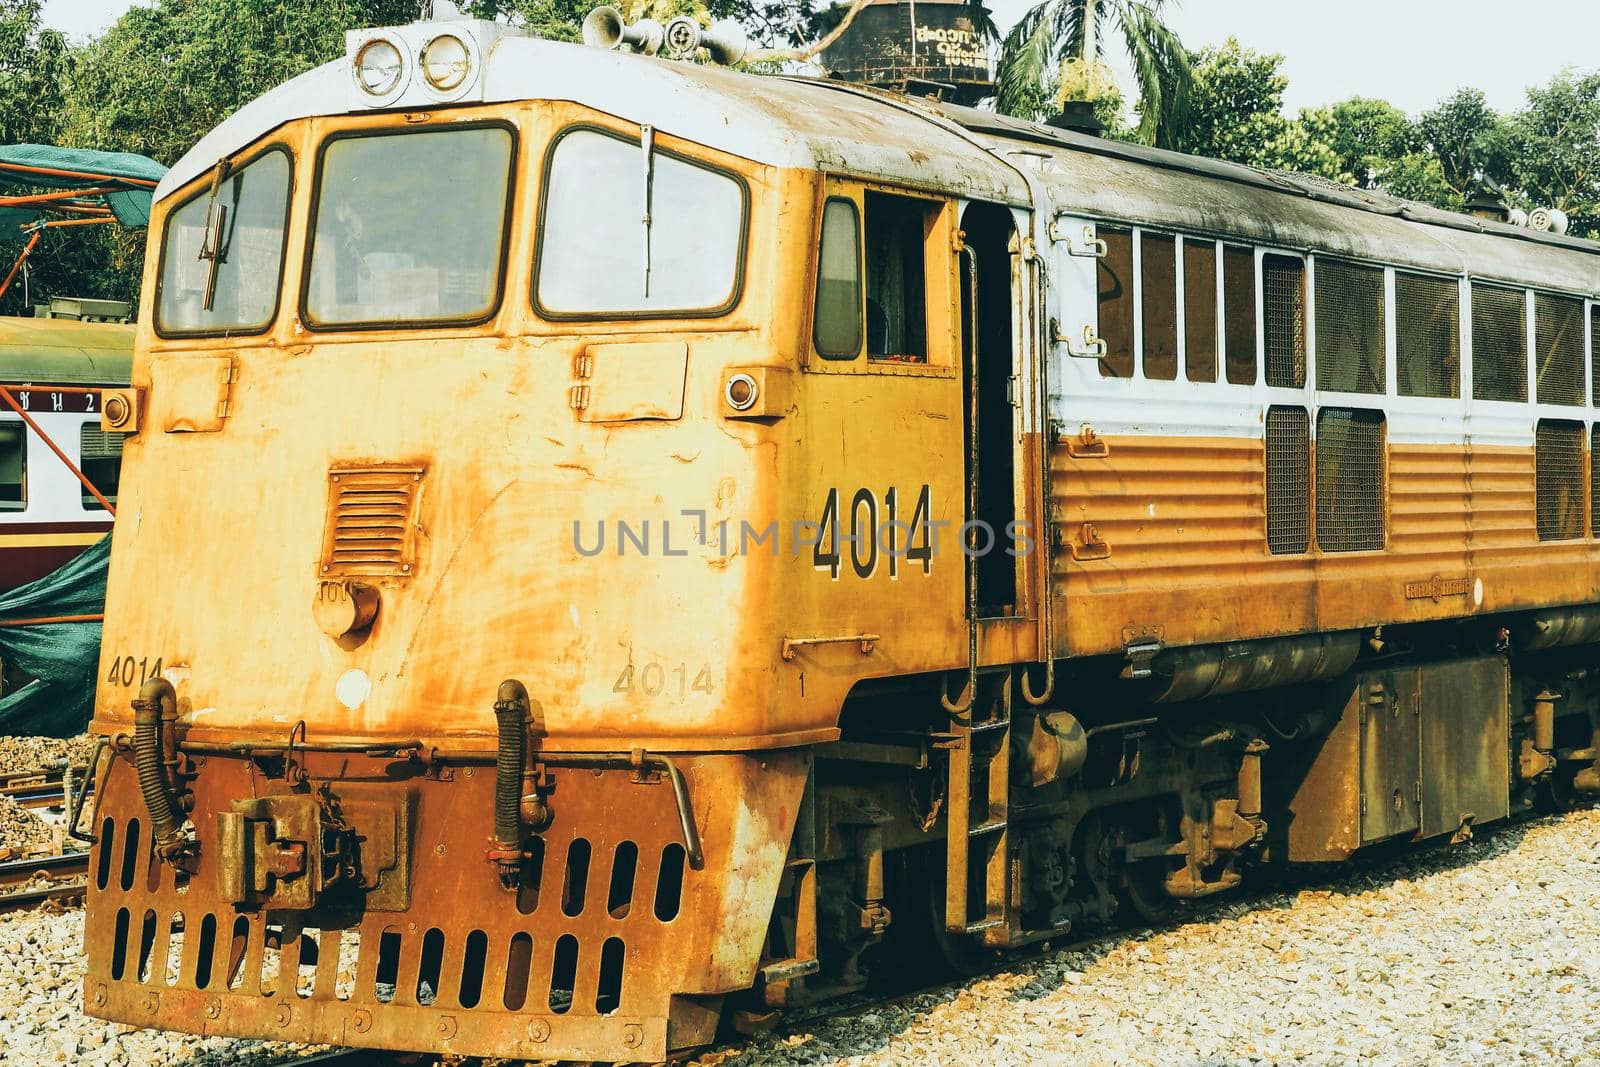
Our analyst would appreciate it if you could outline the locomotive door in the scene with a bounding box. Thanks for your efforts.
[958,200,1044,667]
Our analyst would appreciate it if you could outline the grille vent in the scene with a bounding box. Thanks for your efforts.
[1316,408,1386,553]
[1315,259,1385,394]
[321,465,423,578]
[1535,293,1584,406]
[1396,273,1459,398]
[1265,406,1310,554]
[1471,284,1527,402]
[1263,255,1306,388]
[1536,420,1584,541]
[79,426,126,460]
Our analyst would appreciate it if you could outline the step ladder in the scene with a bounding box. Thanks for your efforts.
[943,671,1011,938]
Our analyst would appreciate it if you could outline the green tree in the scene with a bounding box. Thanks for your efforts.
[996,0,1192,148]
[1416,88,1511,196]
[0,0,65,145]
[1501,71,1600,237]
[1327,97,1417,189]
[1173,38,1345,182]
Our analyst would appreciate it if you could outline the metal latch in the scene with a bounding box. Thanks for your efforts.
[1047,216,1108,258]
[1051,319,1108,359]
[1120,633,1164,679]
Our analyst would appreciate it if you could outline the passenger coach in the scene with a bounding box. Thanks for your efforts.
[79,12,1600,1063]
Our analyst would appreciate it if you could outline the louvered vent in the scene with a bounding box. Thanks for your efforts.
[321,465,423,578]
[1315,408,1386,553]
[1536,420,1583,542]
[1265,406,1310,554]
[1592,424,1600,537]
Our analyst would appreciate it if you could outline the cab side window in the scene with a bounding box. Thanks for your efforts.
[864,191,932,363]
[814,198,862,360]
[0,421,22,512]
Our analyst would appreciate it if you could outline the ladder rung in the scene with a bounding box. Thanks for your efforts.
[969,719,1011,733]
[969,820,1008,837]
[963,918,1005,934]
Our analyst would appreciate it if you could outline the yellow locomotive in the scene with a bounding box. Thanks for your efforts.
[81,11,1600,1062]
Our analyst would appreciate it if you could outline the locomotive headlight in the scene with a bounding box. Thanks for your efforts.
[724,373,759,411]
[421,34,472,91]
[354,37,406,97]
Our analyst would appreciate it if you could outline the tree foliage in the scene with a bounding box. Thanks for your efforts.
[996,0,1191,148]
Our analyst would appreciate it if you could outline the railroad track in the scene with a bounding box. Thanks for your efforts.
[0,764,84,811]
[0,850,89,912]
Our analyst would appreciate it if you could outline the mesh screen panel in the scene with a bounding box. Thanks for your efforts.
[1396,272,1459,398]
[1184,239,1217,383]
[1536,420,1584,541]
[1316,408,1386,553]
[1535,293,1585,406]
[1314,259,1385,394]
[1141,232,1178,381]
[1592,425,1600,536]
[1472,284,1527,402]
[1593,309,1600,406]
[1098,228,1134,378]
[1266,406,1310,554]
[1263,255,1306,388]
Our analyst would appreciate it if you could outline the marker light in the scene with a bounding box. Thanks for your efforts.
[354,37,406,96]
[421,34,472,91]
[725,373,759,412]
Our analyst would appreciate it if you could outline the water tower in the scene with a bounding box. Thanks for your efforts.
[820,0,993,105]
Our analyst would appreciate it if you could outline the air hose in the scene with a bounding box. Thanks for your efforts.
[493,679,531,862]
[131,677,187,857]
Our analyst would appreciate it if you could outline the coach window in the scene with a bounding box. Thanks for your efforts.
[1223,245,1256,385]
[1098,227,1134,378]
[1262,253,1306,388]
[0,421,22,511]
[1141,232,1178,380]
[1534,293,1584,406]
[1184,239,1218,382]
[1471,283,1528,402]
[156,148,291,336]
[80,425,124,511]
[864,192,934,363]
[1396,272,1460,398]
[814,198,862,359]
[1315,259,1384,393]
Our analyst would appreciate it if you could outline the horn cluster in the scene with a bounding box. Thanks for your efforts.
[582,6,748,64]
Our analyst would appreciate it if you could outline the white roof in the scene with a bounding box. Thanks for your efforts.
[155,31,1030,206]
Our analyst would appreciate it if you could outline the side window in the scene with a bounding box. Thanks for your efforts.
[1183,239,1218,383]
[864,192,933,363]
[1314,259,1384,394]
[814,198,862,360]
[1396,272,1460,398]
[80,424,125,511]
[0,421,22,511]
[1471,284,1527,402]
[1262,253,1306,388]
[1141,232,1178,381]
[1097,227,1134,378]
[1223,245,1257,385]
[1534,292,1584,406]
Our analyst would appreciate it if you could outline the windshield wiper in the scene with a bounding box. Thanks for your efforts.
[197,158,231,311]
[640,124,654,299]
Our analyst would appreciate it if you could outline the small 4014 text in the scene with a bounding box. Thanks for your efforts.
[613,661,715,700]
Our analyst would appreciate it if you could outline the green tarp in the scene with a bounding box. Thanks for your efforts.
[0,534,109,736]
[0,144,168,232]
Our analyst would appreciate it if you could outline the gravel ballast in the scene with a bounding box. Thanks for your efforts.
[0,735,97,777]
[1,809,1596,1065]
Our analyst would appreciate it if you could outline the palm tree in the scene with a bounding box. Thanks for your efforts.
[995,0,1192,148]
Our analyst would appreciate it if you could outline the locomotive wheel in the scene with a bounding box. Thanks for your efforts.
[880,846,992,983]
[1536,764,1583,813]
[1118,860,1178,926]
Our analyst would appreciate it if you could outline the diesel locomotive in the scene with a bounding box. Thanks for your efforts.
[80,11,1600,1062]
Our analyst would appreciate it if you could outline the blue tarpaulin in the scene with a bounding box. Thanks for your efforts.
[0,534,109,736]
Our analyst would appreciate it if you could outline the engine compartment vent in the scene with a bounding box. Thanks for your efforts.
[320,465,424,579]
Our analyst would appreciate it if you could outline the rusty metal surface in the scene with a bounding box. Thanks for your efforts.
[83,749,805,1061]
[1360,672,1419,844]
[1417,658,1510,838]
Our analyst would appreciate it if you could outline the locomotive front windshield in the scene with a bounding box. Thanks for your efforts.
[305,124,515,327]
[156,149,291,335]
